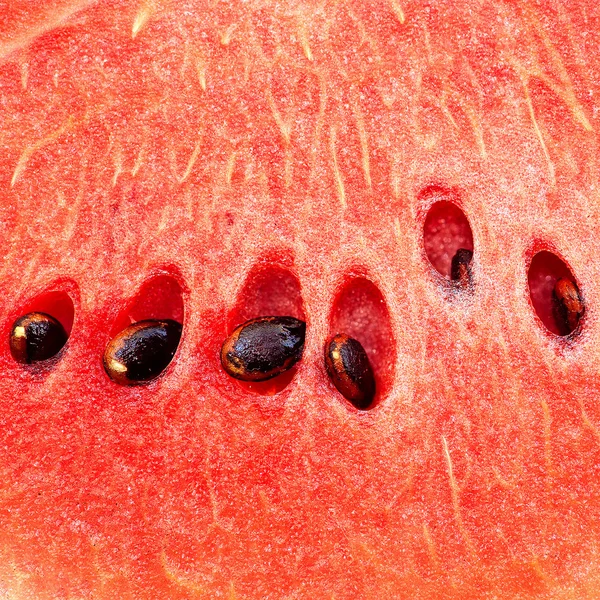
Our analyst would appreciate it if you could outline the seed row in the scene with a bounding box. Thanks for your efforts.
[7,248,585,411]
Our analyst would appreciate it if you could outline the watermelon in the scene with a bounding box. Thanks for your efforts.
[1,1,600,598]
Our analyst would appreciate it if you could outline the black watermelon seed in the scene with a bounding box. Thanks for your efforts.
[450,248,473,286]
[325,334,376,410]
[104,319,182,385]
[553,277,584,335]
[221,316,306,382]
[9,312,68,364]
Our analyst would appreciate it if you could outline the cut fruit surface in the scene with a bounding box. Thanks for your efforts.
[2,1,600,599]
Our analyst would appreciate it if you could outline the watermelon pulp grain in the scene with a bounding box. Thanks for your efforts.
[2,1,600,598]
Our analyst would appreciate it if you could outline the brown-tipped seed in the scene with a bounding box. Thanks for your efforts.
[553,277,584,334]
[450,248,473,286]
[221,316,306,382]
[104,319,182,385]
[9,312,68,364]
[325,334,376,410]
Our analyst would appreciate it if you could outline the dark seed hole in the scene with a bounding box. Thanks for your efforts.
[227,264,305,395]
[106,274,185,385]
[423,195,474,280]
[528,251,584,336]
[104,319,182,385]
[328,277,394,409]
[9,289,75,365]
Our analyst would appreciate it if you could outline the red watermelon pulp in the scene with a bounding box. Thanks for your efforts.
[1,1,600,598]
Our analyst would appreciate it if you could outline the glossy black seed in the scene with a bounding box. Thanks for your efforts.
[9,312,68,364]
[104,319,182,385]
[221,316,306,382]
[325,334,376,410]
[553,277,584,335]
[450,248,473,286]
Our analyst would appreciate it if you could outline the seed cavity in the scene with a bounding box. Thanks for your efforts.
[104,319,182,385]
[221,316,306,382]
[422,189,474,279]
[451,248,473,287]
[9,312,68,364]
[329,277,394,406]
[528,250,583,337]
[554,278,584,334]
[325,333,376,410]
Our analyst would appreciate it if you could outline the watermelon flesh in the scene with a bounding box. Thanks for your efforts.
[1,1,600,597]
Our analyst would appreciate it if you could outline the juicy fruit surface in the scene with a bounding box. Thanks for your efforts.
[2,1,600,598]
